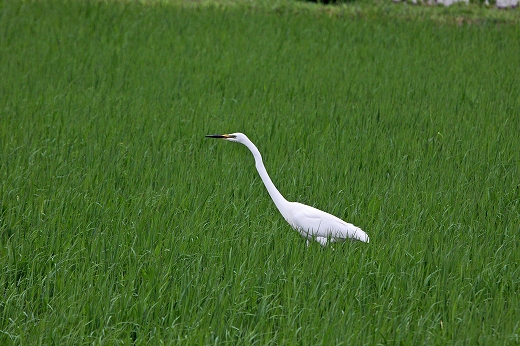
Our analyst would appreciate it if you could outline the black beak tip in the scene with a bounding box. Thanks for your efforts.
[206,134,226,138]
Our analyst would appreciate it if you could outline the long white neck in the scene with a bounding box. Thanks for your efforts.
[240,138,289,212]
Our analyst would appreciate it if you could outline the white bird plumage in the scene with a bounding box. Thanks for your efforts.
[206,132,369,246]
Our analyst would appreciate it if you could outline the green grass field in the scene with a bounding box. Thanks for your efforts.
[1,0,519,344]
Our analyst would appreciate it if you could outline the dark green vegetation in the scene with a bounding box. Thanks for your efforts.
[1,0,519,344]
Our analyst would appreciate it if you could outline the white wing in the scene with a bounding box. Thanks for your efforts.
[284,202,369,244]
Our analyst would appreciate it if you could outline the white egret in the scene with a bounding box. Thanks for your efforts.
[206,133,369,246]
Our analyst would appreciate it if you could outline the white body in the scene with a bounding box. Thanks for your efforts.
[283,202,368,245]
[208,133,369,245]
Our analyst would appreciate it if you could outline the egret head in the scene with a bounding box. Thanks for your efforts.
[205,133,247,143]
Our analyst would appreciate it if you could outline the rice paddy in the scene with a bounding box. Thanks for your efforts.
[0,0,519,344]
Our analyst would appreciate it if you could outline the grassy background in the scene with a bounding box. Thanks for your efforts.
[170,0,520,24]
[1,0,519,344]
